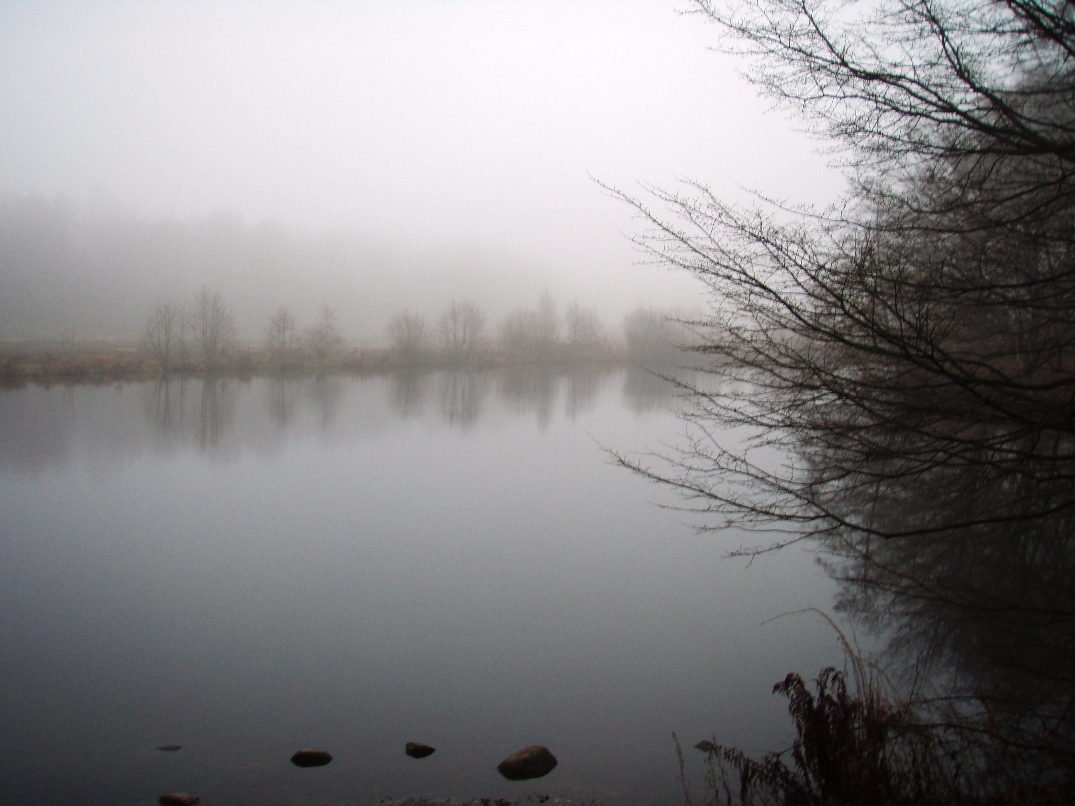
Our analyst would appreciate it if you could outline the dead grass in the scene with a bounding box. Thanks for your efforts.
[680,659,1071,806]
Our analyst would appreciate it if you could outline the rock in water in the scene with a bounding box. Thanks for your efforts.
[156,744,182,752]
[291,748,333,767]
[405,742,436,759]
[159,794,199,806]
[496,745,557,780]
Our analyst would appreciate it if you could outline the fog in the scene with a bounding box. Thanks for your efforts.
[0,0,842,341]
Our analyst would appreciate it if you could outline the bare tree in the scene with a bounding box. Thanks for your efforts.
[621,307,689,365]
[498,292,561,360]
[305,303,344,365]
[609,0,1075,547]
[191,285,236,370]
[603,0,1075,788]
[265,305,298,364]
[438,299,486,359]
[499,308,542,358]
[534,290,559,347]
[142,299,183,375]
[564,302,608,356]
[386,310,429,360]
[58,325,78,355]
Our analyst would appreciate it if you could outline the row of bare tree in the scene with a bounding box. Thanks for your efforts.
[386,293,612,362]
[143,287,342,373]
[143,286,236,374]
[143,286,689,373]
[387,293,691,363]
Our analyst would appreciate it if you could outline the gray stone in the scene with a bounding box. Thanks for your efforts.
[158,794,199,806]
[496,745,557,780]
[291,748,333,767]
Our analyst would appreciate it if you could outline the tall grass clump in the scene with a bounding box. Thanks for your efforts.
[680,641,1070,806]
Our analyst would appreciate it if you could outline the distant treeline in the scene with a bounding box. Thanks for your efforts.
[0,288,699,380]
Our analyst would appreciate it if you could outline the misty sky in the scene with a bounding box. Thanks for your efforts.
[0,0,842,340]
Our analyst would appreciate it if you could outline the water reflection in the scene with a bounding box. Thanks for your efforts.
[820,461,1075,771]
[307,374,343,430]
[622,365,683,414]
[498,368,559,429]
[146,376,189,443]
[438,370,488,429]
[139,376,236,450]
[1,369,835,806]
[197,377,235,449]
[388,371,429,419]
[0,367,664,468]
[265,376,298,430]
[565,366,611,420]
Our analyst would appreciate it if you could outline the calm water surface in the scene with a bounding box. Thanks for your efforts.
[0,369,842,806]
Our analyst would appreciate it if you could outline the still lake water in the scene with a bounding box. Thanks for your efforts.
[0,368,843,806]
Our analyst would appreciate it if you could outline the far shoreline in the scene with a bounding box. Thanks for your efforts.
[0,345,641,388]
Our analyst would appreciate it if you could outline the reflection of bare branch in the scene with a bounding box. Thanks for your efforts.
[307,374,342,430]
[266,376,298,430]
[565,366,610,420]
[438,370,488,429]
[498,368,559,430]
[146,376,188,441]
[825,497,1075,768]
[388,371,429,418]
[197,377,233,449]
[621,365,687,416]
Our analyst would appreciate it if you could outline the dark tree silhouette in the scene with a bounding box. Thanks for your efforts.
[142,300,183,375]
[438,299,486,360]
[498,292,560,360]
[564,302,609,357]
[191,286,236,371]
[305,303,344,366]
[609,2,1075,790]
[611,0,1075,551]
[386,310,430,361]
[265,305,298,364]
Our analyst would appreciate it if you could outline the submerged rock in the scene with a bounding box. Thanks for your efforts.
[405,742,436,759]
[291,748,333,767]
[156,744,182,752]
[158,794,199,806]
[496,745,557,780]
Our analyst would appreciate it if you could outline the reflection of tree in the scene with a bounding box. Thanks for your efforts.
[146,376,188,441]
[197,377,233,449]
[621,365,680,415]
[388,371,429,419]
[564,366,610,420]
[498,367,559,429]
[61,384,77,418]
[438,370,487,429]
[265,377,299,431]
[307,374,343,430]
[821,459,1075,771]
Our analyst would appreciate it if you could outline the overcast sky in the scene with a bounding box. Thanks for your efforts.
[0,0,843,336]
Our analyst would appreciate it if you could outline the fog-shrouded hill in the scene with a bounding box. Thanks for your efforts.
[0,195,697,345]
